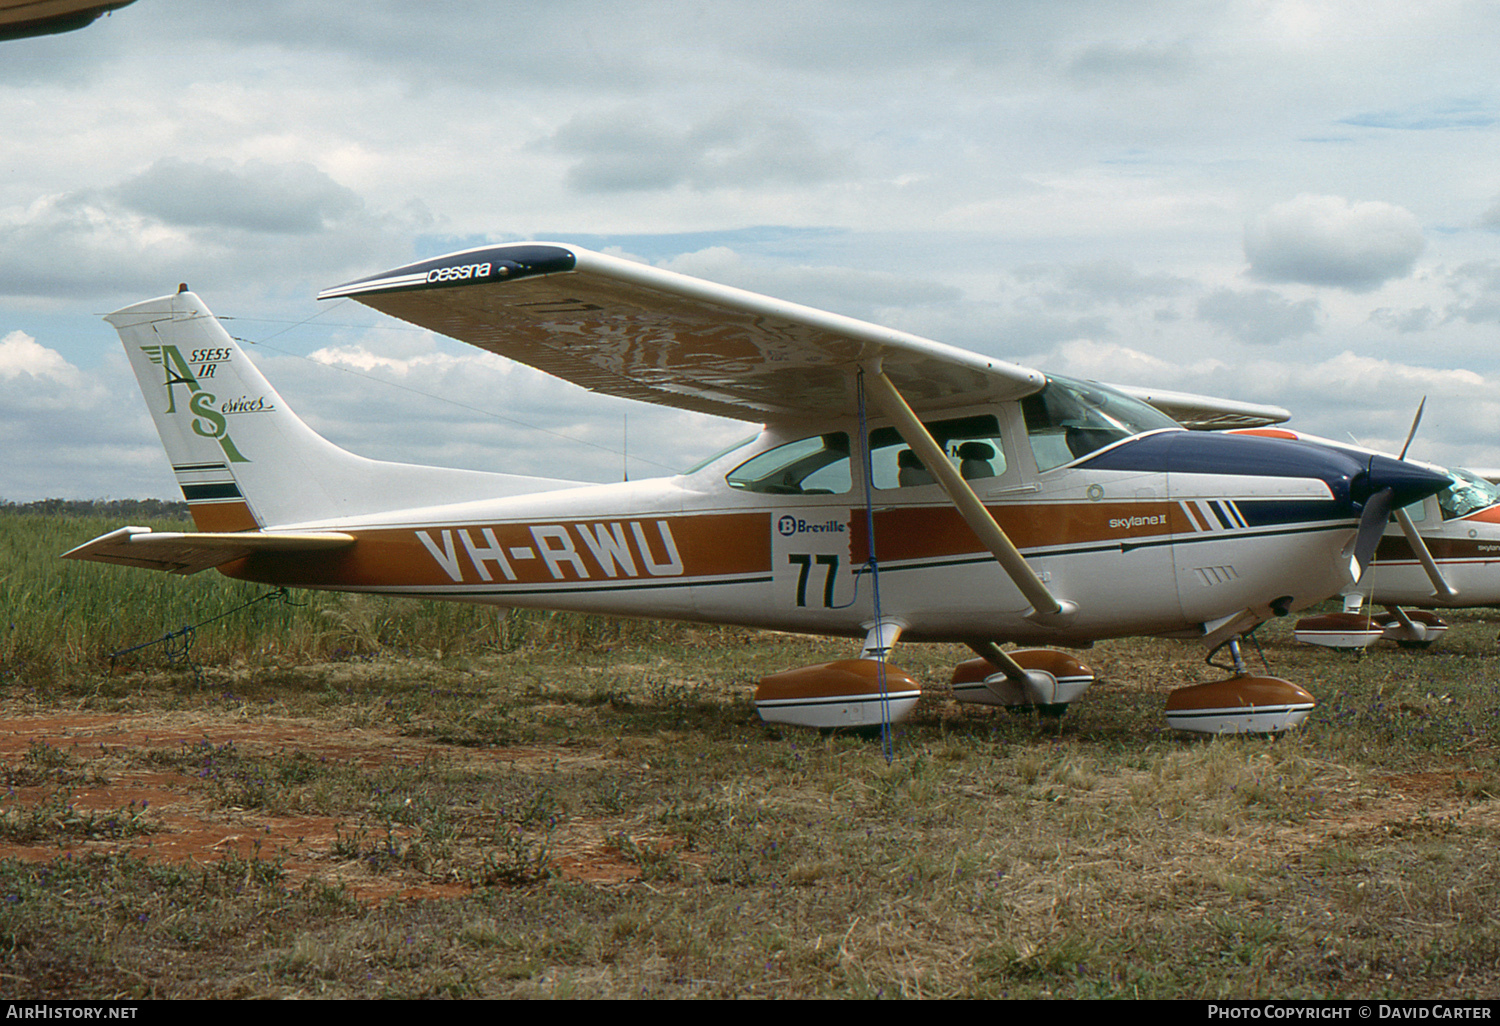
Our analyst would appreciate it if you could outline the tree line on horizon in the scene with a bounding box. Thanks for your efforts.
[1,498,189,519]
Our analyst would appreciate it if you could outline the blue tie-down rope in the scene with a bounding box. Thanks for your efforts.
[109,587,302,683]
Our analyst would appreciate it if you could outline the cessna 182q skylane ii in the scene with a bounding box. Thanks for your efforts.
[64,243,1451,734]
[1227,425,1500,652]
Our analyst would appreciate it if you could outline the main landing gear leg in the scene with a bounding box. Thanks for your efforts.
[1226,638,1248,676]
[948,642,1095,714]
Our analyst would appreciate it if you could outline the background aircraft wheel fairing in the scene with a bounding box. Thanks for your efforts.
[1379,609,1448,649]
[1292,611,1386,650]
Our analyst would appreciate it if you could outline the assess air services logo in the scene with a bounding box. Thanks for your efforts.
[141,344,273,464]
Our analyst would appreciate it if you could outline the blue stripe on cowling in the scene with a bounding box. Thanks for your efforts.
[1080,431,1364,506]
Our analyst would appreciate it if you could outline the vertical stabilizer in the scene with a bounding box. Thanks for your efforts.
[107,289,586,530]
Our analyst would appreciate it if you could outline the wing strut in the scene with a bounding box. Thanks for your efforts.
[1392,508,1458,599]
[860,365,1076,625]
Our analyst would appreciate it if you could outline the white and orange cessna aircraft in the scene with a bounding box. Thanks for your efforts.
[1232,425,1500,651]
[64,243,1451,733]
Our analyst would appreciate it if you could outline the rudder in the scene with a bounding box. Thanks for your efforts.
[108,287,589,531]
[109,287,277,530]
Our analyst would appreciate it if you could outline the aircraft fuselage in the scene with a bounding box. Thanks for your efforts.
[211,420,1388,647]
[1363,499,1500,608]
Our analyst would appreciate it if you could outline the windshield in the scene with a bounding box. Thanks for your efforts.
[1439,467,1500,520]
[1021,374,1181,471]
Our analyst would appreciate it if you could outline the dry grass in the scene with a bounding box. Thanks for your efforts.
[0,615,1495,998]
[3,511,1499,997]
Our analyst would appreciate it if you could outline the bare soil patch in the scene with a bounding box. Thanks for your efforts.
[0,709,642,902]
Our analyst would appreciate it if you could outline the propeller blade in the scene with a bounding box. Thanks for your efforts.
[1353,486,1394,575]
[1398,396,1426,461]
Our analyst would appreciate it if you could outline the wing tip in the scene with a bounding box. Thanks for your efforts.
[318,243,579,301]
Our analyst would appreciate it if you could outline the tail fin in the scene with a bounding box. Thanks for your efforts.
[107,288,586,530]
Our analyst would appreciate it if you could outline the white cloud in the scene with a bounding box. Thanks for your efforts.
[113,158,363,234]
[1441,260,1500,325]
[0,343,172,501]
[8,1,1500,495]
[1197,287,1320,345]
[1245,194,1425,292]
[0,159,423,303]
[0,330,79,381]
[546,107,853,194]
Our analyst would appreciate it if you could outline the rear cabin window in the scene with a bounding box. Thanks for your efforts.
[867,415,1006,490]
[725,433,852,495]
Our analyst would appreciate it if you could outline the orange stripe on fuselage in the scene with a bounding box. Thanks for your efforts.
[850,500,1184,564]
[189,501,259,532]
[219,512,773,589]
[1230,428,1300,440]
[217,500,1192,591]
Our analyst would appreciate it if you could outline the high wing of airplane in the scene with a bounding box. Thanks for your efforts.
[65,243,1450,734]
[1109,385,1291,431]
[0,0,135,40]
[1232,426,1500,651]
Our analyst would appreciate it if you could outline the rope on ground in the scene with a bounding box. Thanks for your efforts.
[109,587,303,684]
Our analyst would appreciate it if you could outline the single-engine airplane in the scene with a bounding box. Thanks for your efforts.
[64,243,1451,733]
[1231,425,1500,651]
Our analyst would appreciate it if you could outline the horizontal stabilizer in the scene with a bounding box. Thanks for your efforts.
[62,526,355,576]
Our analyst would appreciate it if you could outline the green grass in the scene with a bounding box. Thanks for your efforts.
[3,508,726,686]
[1,509,1499,997]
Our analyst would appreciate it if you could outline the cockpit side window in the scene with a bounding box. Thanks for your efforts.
[868,414,1006,490]
[1021,374,1179,471]
[1398,498,1428,525]
[726,433,852,495]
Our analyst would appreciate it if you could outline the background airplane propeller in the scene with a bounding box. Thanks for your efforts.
[1398,397,1426,461]
[1355,398,1457,599]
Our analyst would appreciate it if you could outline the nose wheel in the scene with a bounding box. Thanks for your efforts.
[1165,638,1316,734]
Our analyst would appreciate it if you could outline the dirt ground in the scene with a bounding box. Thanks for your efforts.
[3,703,1496,910]
[0,710,650,903]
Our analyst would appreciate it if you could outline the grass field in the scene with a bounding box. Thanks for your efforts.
[1,508,1498,998]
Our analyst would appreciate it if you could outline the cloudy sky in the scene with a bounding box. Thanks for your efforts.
[4,0,1500,501]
